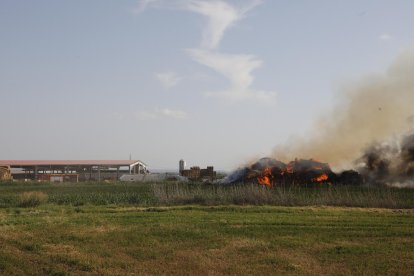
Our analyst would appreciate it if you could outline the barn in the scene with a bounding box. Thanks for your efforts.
[0,160,148,182]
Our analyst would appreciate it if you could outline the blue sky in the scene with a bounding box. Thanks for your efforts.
[1,0,414,171]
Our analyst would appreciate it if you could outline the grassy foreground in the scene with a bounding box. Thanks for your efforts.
[0,182,413,275]
[0,205,413,275]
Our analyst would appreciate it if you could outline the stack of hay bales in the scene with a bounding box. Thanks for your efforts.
[0,166,12,181]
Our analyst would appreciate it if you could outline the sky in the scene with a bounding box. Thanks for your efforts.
[1,0,414,171]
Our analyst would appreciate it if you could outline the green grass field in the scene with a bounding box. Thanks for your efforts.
[1,181,413,208]
[0,182,413,275]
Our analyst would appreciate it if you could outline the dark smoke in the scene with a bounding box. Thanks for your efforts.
[357,131,414,187]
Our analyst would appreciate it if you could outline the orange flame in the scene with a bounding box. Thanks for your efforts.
[258,176,271,186]
[312,173,329,182]
[257,167,272,186]
[281,163,294,175]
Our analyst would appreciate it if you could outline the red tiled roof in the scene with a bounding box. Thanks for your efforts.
[0,160,146,167]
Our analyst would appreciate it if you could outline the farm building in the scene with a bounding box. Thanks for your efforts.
[0,160,148,182]
[180,166,216,181]
[178,160,217,181]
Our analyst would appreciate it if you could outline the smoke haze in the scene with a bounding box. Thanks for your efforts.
[272,49,414,169]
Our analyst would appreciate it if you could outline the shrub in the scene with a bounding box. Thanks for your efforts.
[18,191,48,207]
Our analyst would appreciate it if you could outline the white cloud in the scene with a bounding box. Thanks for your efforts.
[188,48,260,88]
[132,0,160,14]
[134,108,187,120]
[134,0,262,49]
[158,108,187,119]
[134,0,274,104]
[155,71,182,89]
[187,48,276,103]
[183,0,262,50]
[379,33,393,41]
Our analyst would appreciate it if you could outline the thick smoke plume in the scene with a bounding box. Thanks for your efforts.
[358,132,414,187]
[272,49,414,170]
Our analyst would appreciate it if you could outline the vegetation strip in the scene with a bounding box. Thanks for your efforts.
[0,204,413,275]
[0,181,413,209]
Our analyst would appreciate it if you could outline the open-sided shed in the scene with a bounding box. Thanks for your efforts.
[0,160,148,182]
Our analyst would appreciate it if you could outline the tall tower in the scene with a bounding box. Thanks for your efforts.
[179,159,186,175]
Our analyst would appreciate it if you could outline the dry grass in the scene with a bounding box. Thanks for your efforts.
[152,183,414,208]
[0,205,413,275]
[17,191,48,208]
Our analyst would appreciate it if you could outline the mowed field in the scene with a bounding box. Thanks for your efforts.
[0,182,413,275]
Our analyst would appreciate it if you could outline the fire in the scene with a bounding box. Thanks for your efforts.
[222,157,364,186]
[257,167,272,186]
[312,173,329,182]
[285,163,294,174]
[258,176,271,186]
[281,163,294,176]
[236,158,337,186]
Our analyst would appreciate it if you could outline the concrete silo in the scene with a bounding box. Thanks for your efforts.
[179,159,186,175]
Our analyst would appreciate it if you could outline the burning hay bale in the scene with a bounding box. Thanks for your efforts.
[221,157,356,186]
[221,130,414,188]
[336,170,363,186]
